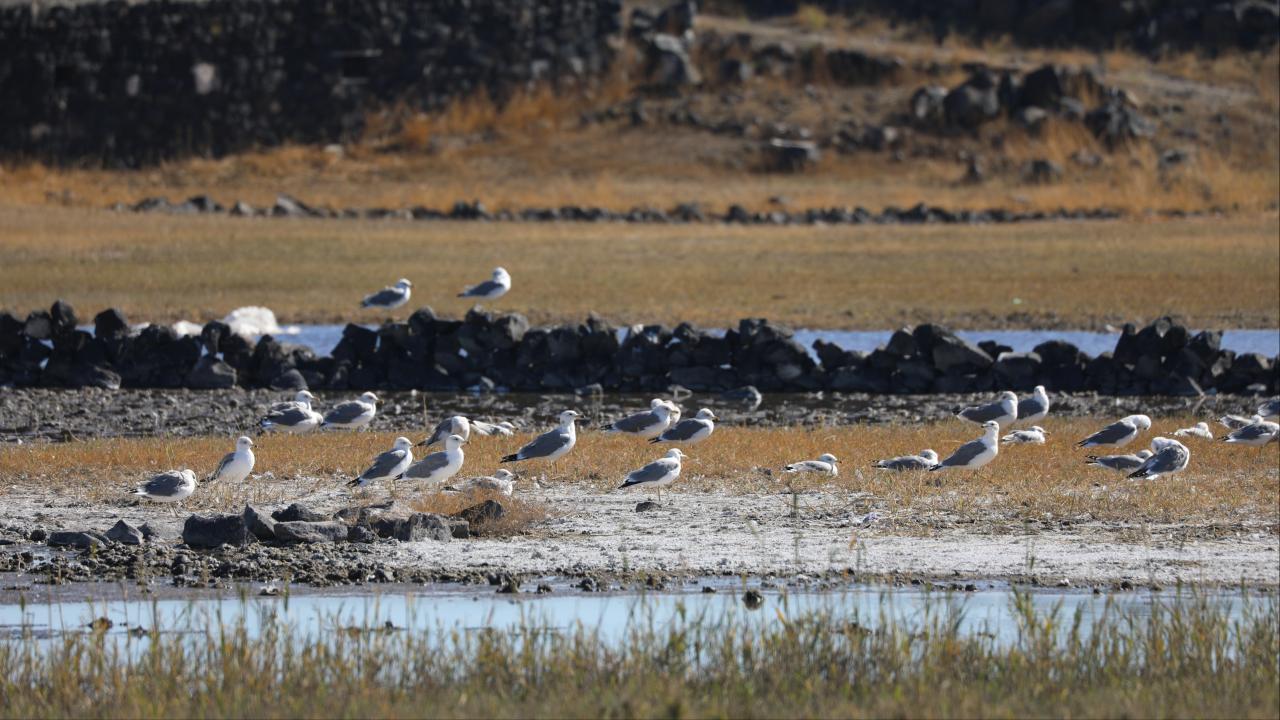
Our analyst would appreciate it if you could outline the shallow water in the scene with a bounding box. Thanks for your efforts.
[0,581,1252,649]
[267,325,1280,360]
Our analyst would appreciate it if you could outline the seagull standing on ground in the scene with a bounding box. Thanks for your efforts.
[403,434,466,487]
[874,449,939,471]
[133,469,198,514]
[322,392,379,431]
[348,437,414,487]
[601,399,674,440]
[208,436,255,484]
[650,408,717,445]
[261,394,324,434]
[1001,426,1047,445]
[1085,450,1153,473]
[618,448,686,504]
[361,279,412,310]
[956,391,1018,426]
[1128,438,1190,480]
[458,267,511,301]
[783,453,839,476]
[930,421,1000,472]
[1075,414,1152,448]
[500,411,580,474]
[420,416,471,448]
[1015,386,1051,426]
[449,469,517,496]
[1173,422,1214,440]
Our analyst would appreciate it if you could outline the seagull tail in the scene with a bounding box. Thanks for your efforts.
[1084,456,1100,465]
[599,423,614,432]
[346,477,364,487]
[500,453,519,463]
[647,437,662,444]
[1126,468,1147,479]
[927,464,943,472]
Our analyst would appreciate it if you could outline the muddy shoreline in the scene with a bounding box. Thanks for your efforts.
[1,387,1269,443]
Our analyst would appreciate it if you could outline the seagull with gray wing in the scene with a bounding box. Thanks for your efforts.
[601,399,674,440]
[261,393,323,434]
[1014,385,1050,426]
[1075,414,1152,448]
[133,469,198,515]
[322,392,379,431]
[208,436,255,484]
[956,391,1018,426]
[448,469,517,496]
[501,410,579,469]
[1221,419,1280,453]
[1085,450,1153,473]
[419,415,471,448]
[1219,414,1263,431]
[348,437,413,487]
[649,408,716,445]
[361,279,412,310]
[783,453,839,477]
[930,421,1000,473]
[618,448,686,504]
[458,267,511,301]
[1128,437,1190,480]
[1258,398,1280,420]
[403,433,466,487]
[1001,426,1047,445]
[874,449,939,471]
[269,390,316,414]
[1173,422,1214,440]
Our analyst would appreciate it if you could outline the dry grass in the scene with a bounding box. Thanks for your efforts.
[0,204,1276,330]
[408,490,549,537]
[3,418,1275,530]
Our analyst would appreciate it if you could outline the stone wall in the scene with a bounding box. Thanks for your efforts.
[0,0,622,165]
[3,301,1276,396]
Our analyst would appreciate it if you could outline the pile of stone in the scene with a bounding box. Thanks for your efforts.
[2,300,1274,396]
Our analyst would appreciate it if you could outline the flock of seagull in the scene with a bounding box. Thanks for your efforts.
[132,385,1280,510]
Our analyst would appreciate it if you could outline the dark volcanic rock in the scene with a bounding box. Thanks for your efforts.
[182,514,255,548]
[242,505,278,541]
[455,500,506,526]
[104,519,145,545]
[48,530,107,549]
[272,503,329,523]
[274,521,349,544]
[369,512,462,542]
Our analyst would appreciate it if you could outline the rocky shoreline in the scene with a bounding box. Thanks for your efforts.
[4,301,1276,396]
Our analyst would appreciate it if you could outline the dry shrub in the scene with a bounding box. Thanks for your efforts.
[407,490,549,537]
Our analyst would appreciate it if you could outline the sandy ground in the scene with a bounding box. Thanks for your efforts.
[5,480,1276,590]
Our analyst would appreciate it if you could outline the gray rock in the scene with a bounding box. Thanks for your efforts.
[635,500,661,512]
[47,530,107,549]
[909,85,948,128]
[370,512,459,542]
[760,139,820,172]
[242,505,277,541]
[271,503,328,523]
[455,500,506,526]
[182,514,255,548]
[104,519,145,545]
[273,521,349,544]
[932,335,994,373]
[187,356,237,389]
[1024,159,1064,184]
[347,525,377,543]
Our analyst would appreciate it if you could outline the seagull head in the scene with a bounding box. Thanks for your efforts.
[180,469,198,483]
[1127,414,1152,430]
[1030,426,1047,434]
[1195,422,1209,430]
[559,410,580,426]
[392,437,413,451]
[296,390,316,403]
[1000,391,1018,404]
[492,267,510,282]
[236,436,254,450]
[982,420,1000,433]
[695,408,717,421]
[1033,385,1047,397]
[920,449,939,463]
[450,415,470,434]
[445,434,465,451]
[649,398,666,409]
[494,469,515,480]
[818,453,838,463]
[395,279,413,289]
[666,448,687,460]
[360,392,380,406]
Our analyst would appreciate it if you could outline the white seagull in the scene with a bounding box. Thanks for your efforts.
[956,391,1018,426]
[1085,450,1153,473]
[601,399,674,440]
[873,449,939,471]
[618,448,686,503]
[471,420,516,437]
[1015,385,1051,426]
[348,437,413,487]
[1172,422,1214,440]
[261,394,323,434]
[361,279,412,310]
[133,469,198,514]
[1219,414,1263,431]
[1221,420,1280,450]
[449,469,517,496]
[1001,426,1047,445]
[930,421,1000,472]
[1075,414,1152,448]
[420,415,471,448]
[1128,437,1190,480]
[322,392,379,431]
[783,453,839,476]
[208,436,255,484]
[650,408,717,445]
[458,267,511,301]
[501,410,579,468]
[403,433,466,486]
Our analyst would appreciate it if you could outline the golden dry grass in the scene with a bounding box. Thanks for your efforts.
[0,204,1276,329]
[2,418,1275,530]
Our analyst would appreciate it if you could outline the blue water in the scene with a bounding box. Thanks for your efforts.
[0,583,1254,650]
[270,325,1279,360]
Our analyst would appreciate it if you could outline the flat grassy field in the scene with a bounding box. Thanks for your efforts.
[4,418,1275,529]
[0,205,1276,330]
